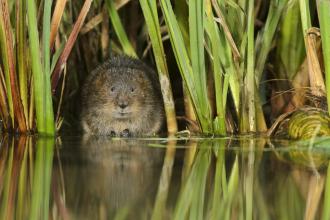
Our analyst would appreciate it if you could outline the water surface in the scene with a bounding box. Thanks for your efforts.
[1,135,330,219]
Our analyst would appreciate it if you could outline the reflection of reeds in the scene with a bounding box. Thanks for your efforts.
[0,136,54,220]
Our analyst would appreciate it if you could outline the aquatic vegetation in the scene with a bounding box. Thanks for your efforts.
[0,0,329,138]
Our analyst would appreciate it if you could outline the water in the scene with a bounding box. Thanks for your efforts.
[0,135,330,220]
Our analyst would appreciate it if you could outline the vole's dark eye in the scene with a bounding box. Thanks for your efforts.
[130,87,135,93]
[110,86,116,92]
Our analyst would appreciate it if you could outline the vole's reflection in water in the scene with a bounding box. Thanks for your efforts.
[57,137,165,219]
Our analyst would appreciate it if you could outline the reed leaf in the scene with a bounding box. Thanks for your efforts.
[0,3,14,129]
[211,0,240,114]
[51,0,93,92]
[189,0,212,133]
[276,0,305,79]
[255,0,288,83]
[317,0,330,115]
[50,0,68,49]
[139,0,178,134]
[160,0,212,133]
[299,0,312,33]
[27,0,55,135]
[205,10,226,135]
[106,0,137,57]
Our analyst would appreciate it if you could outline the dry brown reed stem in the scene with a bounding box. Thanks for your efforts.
[101,6,110,58]
[51,0,93,93]
[306,28,326,97]
[80,13,103,34]
[183,85,199,132]
[115,0,131,9]
[50,0,68,49]
[0,0,26,132]
[80,0,130,35]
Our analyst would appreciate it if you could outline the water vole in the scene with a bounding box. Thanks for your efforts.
[80,56,165,136]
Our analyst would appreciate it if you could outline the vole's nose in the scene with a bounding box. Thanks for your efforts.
[119,102,128,109]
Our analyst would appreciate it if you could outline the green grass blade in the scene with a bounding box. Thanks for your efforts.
[139,0,178,134]
[317,0,330,115]
[27,0,55,135]
[106,0,137,57]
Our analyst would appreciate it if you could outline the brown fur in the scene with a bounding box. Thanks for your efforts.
[81,56,165,136]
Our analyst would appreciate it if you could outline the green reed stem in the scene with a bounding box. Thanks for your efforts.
[299,0,312,34]
[139,0,178,134]
[317,0,330,115]
[241,0,256,133]
[27,0,55,135]
[106,0,137,58]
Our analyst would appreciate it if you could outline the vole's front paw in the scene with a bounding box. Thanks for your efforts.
[120,129,130,137]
